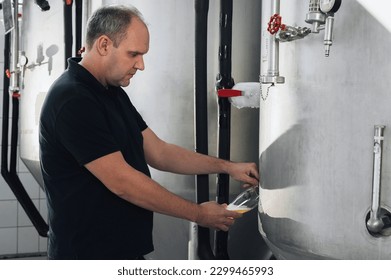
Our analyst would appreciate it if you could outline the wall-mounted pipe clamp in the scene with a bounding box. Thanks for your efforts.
[366,125,390,235]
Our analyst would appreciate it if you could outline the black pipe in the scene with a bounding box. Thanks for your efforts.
[64,0,73,67]
[194,0,215,260]
[214,0,234,260]
[1,33,49,237]
[34,0,50,11]
[75,0,83,57]
[1,34,11,174]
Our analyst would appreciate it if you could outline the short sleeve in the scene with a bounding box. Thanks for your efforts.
[56,97,120,165]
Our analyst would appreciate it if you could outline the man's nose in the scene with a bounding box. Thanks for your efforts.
[135,56,145,71]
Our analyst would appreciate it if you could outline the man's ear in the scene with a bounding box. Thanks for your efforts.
[95,35,111,55]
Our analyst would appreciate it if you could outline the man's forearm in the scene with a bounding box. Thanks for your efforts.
[151,142,231,175]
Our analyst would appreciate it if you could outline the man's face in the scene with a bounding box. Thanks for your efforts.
[105,18,150,87]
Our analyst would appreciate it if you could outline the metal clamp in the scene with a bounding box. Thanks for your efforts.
[367,125,386,233]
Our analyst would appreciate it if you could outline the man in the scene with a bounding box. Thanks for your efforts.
[39,4,259,260]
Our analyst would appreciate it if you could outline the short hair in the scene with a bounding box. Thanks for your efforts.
[85,4,145,49]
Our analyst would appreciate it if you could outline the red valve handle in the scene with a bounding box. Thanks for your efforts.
[267,14,286,35]
[77,46,86,55]
[217,89,242,98]
[5,69,11,79]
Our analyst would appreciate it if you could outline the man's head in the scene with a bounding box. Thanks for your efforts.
[86,5,146,50]
[82,5,149,88]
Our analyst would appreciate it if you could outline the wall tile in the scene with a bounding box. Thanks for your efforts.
[0,176,16,200]
[18,173,40,199]
[39,236,48,253]
[17,227,39,254]
[0,200,17,228]
[0,228,17,255]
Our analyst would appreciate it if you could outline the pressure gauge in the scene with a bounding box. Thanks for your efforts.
[19,54,28,66]
[320,0,342,14]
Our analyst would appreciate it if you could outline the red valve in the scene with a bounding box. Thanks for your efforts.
[267,14,286,35]
[77,46,86,55]
[217,89,242,98]
[5,69,11,79]
[12,92,21,99]
[66,0,73,5]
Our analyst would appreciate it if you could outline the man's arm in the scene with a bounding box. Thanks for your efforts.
[142,128,259,186]
[85,151,241,231]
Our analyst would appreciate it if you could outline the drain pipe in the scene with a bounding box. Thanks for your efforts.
[75,0,83,56]
[64,0,73,66]
[192,0,215,260]
[214,0,235,260]
[1,1,48,237]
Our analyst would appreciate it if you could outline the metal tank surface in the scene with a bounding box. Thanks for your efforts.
[19,0,269,259]
[258,0,391,259]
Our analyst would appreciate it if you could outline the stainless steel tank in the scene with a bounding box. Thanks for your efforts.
[258,0,391,259]
[20,0,269,259]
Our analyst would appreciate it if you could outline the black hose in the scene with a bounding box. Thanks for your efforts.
[34,0,50,11]
[194,0,215,260]
[64,0,73,67]
[1,34,10,172]
[1,32,48,237]
[214,0,234,260]
[75,0,83,56]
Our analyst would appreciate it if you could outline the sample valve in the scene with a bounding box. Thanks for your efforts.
[320,0,342,56]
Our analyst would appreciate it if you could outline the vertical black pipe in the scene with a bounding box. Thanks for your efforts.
[214,0,234,260]
[1,34,11,172]
[1,33,48,237]
[64,0,73,67]
[194,0,215,260]
[75,0,83,56]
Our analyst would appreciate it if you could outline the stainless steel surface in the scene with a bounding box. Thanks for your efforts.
[367,125,385,234]
[323,15,334,56]
[305,0,326,33]
[19,0,269,259]
[277,25,311,42]
[259,0,391,259]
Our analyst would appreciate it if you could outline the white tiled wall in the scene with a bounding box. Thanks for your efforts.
[0,31,48,257]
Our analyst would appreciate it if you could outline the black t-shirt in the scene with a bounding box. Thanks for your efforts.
[39,57,154,259]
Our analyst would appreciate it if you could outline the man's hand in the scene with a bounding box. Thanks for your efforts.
[226,162,259,187]
[195,202,242,231]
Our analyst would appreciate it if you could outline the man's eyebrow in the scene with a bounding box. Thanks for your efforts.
[128,50,145,55]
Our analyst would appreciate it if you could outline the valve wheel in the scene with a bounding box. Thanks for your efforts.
[267,13,285,35]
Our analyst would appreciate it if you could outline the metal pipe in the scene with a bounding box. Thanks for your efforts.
[9,0,20,93]
[260,0,284,85]
[323,15,334,57]
[367,125,386,234]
